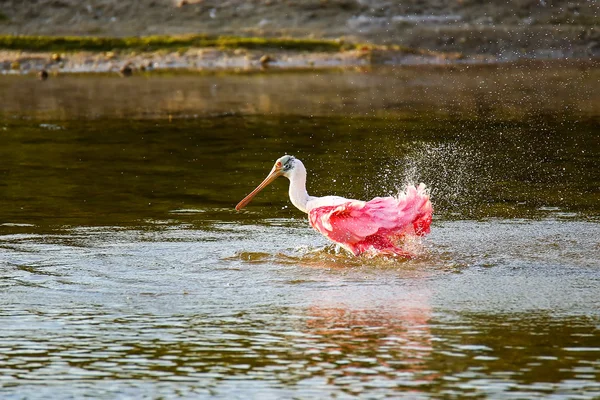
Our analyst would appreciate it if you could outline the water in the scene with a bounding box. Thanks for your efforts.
[1,62,599,399]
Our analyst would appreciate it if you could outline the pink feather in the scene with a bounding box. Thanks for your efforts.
[308,184,432,257]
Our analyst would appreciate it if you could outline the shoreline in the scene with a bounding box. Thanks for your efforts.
[0,34,597,76]
[1,0,597,58]
[0,35,463,75]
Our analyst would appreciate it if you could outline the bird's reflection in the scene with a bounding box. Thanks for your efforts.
[300,283,437,389]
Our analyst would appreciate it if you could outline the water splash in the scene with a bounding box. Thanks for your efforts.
[226,238,434,270]
[380,141,494,218]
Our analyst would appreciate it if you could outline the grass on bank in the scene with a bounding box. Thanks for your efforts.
[0,34,358,53]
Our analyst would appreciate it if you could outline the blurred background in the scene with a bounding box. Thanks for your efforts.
[0,2,599,400]
[0,0,598,58]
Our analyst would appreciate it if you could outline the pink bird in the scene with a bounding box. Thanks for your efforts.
[235,155,433,257]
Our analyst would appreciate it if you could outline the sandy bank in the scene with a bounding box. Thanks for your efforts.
[0,0,598,59]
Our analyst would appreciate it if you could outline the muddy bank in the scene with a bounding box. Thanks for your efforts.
[0,0,598,59]
[0,48,370,75]
[0,38,474,76]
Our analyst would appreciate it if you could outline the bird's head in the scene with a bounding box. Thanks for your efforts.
[235,155,297,211]
[275,155,297,177]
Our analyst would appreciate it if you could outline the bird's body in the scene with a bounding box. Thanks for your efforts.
[236,155,432,257]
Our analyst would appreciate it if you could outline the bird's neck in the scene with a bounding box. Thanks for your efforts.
[286,162,311,213]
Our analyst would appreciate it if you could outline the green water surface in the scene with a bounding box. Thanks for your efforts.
[0,62,599,399]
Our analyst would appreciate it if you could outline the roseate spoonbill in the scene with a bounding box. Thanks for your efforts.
[235,155,433,257]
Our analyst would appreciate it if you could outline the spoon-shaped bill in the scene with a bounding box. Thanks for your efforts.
[235,167,283,210]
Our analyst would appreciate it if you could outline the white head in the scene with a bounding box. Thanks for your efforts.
[235,155,301,211]
[276,155,298,178]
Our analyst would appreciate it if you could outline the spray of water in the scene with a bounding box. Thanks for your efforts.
[380,141,494,218]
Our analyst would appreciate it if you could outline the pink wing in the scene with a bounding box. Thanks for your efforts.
[308,184,433,256]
